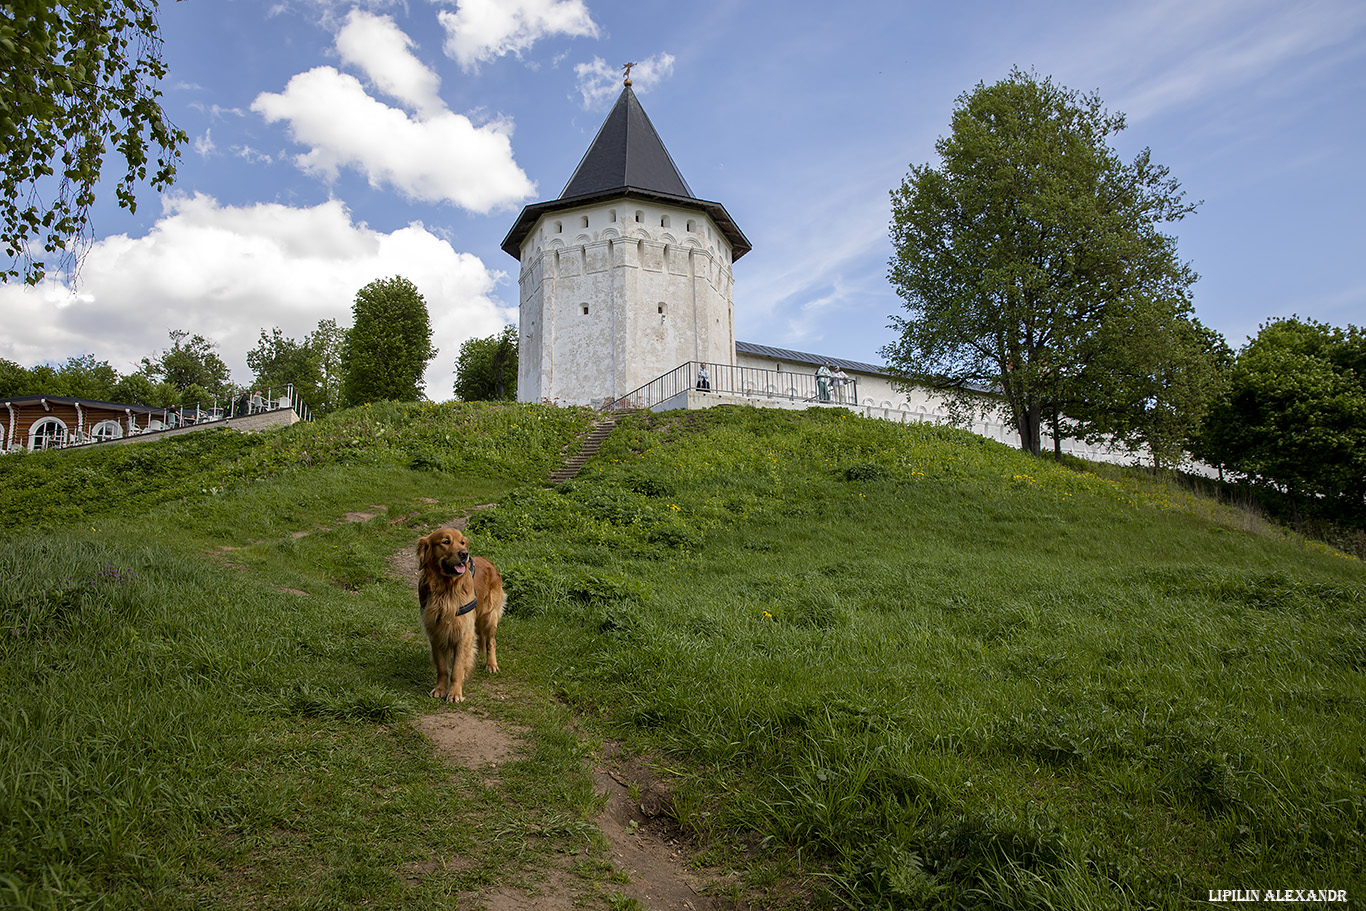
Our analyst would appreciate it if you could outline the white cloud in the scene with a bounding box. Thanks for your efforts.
[435,0,598,72]
[233,145,273,164]
[193,129,216,157]
[335,9,444,116]
[574,53,675,109]
[0,194,514,401]
[189,102,247,119]
[252,64,535,213]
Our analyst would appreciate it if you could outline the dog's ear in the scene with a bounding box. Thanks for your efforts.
[416,534,430,565]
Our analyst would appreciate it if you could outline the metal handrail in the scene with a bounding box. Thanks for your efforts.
[610,362,858,412]
[129,383,312,434]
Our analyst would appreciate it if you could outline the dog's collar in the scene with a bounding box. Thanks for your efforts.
[455,553,477,615]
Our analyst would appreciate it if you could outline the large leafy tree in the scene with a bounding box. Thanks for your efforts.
[1065,308,1229,469]
[108,372,161,406]
[247,327,325,409]
[2,0,186,284]
[139,330,233,402]
[0,354,121,400]
[51,353,121,400]
[453,326,518,402]
[882,68,1198,457]
[340,276,437,406]
[1198,317,1366,519]
[306,317,347,414]
[0,359,35,397]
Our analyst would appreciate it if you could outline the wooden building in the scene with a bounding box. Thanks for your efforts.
[2,395,194,451]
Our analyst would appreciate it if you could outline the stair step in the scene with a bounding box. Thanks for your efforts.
[548,417,616,483]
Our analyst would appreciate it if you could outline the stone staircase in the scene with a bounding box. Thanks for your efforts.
[548,417,617,484]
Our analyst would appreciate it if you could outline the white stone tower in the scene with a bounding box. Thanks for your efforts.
[502,78,750,406]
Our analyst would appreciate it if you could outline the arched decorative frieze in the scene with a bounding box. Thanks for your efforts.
[601,226,622,240]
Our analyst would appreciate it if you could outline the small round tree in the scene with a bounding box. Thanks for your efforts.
[453,326,518,402]
[340,276,437,406]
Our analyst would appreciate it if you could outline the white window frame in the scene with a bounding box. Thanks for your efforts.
[91,419,124,442]
[29,417,69,451]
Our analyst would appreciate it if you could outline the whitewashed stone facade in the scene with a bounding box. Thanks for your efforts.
[733,344,1131,462]
[514,200,737,406]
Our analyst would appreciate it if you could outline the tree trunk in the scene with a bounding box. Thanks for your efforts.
[1050,403,1062,461]
[1015,400,1043,456]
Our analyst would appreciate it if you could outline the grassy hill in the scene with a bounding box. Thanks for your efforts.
[1,401,1361,909]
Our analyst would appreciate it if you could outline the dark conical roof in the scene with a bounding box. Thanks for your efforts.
[559,85,694,199]
[502,85,750,261]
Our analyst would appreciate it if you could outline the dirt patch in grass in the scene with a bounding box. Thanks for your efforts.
[416,710,522,772]
[593,745,725,910]
[414,707,724,910]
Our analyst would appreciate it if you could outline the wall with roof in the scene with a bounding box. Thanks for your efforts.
[733,349,1136,464]
[3,399,154,451]
[517,199,735,406]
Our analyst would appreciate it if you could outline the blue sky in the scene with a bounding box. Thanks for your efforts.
[3,0,1364,400]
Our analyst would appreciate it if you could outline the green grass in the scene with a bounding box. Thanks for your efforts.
[1,401,1361,909]
[473,406,1365,907]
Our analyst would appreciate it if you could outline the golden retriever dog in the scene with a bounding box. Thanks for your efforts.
[416,527,505,702]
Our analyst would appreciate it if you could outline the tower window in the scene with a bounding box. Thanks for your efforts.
[635,210,643,223]
[686,219,696,232]
[554,221,562,233]
[580,215,589,228]
[660,215,671,228]
[609,209,617,223]
[581,304,589,315]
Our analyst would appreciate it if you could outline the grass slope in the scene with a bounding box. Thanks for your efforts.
[1,402,1361,909]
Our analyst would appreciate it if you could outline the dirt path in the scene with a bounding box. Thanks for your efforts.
[393,511,725,910]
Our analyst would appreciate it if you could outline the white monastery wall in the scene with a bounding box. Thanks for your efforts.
[734,349,1136,464]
